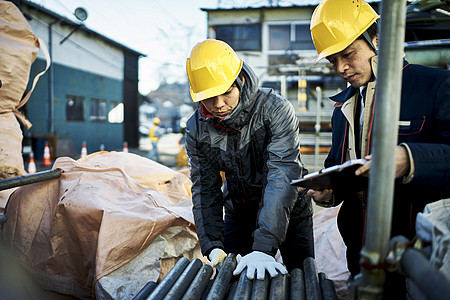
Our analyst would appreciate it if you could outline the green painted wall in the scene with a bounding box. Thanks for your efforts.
[26,58,124,157]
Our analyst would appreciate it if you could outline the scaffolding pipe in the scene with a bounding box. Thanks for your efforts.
[0,169,62,191]
[147,257,190,300]
[268,273,288,300]
[132,281,157,300]
[226,281,238,300]
[401,248,450,300]
[181,265,213,300]
[359,0,407,298]
[303,257,322,300]
[315,86,322,170]
[234,271,253,300]
[290,268,305,300]
[165,258,203,300]
[319,273,337,300]
[250,274,270,300]
[206,253,237,300]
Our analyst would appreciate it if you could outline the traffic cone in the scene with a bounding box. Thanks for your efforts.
[28,152,37,174]
[43,142,52,166]
[81,141,87,158]
[99,144,105,152]
[122,141,129,153]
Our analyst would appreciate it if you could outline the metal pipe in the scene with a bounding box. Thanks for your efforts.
[200,280,214,300]
[250,274,269,300]
[165,258,203,300]
[401,248,450,300]
[359,0,407,297]
[226,280,238,300]
[206,253,237,300]
[47,20,59,134]
[303,257,322,300]
[290,268,305,300]
[318,273,337,300]
[315,86,322,170]
[147,257,190,300]
[133,281,157,300]
[0,169,62,191]
[233,271,253,300]
[268,273,288,300]
[181,264,213,300]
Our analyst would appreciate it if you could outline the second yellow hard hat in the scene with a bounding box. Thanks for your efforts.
[310,0,379,63]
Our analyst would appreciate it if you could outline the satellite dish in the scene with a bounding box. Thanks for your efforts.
[74,7,88,22]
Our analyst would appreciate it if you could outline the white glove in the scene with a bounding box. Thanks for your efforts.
[233,251,287,280]
[208,248,227,268]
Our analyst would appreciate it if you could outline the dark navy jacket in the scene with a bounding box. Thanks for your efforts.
[326,59,450,275]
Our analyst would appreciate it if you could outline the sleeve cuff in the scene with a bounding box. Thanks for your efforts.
[400,143,415,184]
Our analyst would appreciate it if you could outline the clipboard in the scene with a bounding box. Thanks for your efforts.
[291,158,368,191]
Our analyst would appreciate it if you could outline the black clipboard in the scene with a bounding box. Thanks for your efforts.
[291,158,368,191]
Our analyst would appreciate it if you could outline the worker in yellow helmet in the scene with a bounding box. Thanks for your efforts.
[185,39,314,280]
[147,117,162,162]
[307,0,450,298]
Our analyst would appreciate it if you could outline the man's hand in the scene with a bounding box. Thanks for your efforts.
[233,251,287,280]
[208,248,227,268]
[355,146,410,178]
[300,187,334,207]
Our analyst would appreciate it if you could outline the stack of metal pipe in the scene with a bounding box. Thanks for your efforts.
[133,255,337,300]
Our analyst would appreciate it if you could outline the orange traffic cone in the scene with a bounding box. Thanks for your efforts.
[81,141,87,158]
[43,142,52,166]
[28,152,37,174]
[123,141,129,153]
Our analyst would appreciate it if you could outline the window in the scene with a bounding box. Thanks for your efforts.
[294,24,316,50]
[215,24,261,51]
[269,25,291,50]
[90,98,107,122]
[66,95,85,121]
[108,101,123,123]
[268,23,315,51]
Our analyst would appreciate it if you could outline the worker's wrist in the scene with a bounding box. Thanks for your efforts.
[314,195,335,208]
[399,143,415,184]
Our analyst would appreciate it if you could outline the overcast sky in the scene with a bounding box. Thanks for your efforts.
[28,0,216,95]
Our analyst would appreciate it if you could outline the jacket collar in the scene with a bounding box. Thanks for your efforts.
[330,56,378,103]
[329,56,409,104]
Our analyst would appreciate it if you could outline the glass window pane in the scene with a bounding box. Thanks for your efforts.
[90,98,107,122]
[294,24,316,50]
[215,26,233,42]
[66,95,84,121]
[215,24,261,51]
[269,25,291,50]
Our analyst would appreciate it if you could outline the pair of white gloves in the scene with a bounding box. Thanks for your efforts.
[208,248,287,280]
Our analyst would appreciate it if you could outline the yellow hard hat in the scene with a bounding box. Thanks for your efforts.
[310,0,379,63]
[186,39,243,102]
[153,117,160,125]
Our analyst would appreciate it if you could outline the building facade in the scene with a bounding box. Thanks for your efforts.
[17,0,144,159]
